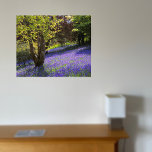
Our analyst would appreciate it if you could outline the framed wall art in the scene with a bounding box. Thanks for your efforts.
[16,15,91,77]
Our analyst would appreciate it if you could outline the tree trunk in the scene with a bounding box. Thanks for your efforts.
[29,40,38,65]
[36,32,45,67]
[28,31,45,67]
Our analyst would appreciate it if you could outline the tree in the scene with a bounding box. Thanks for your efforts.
[55,15,73,46]
[16,15,63,67]
[72,15,91,45]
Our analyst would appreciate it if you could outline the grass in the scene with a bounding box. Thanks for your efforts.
[46,42,76,50]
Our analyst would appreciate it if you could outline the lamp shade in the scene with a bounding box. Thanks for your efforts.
[105,94,126,118]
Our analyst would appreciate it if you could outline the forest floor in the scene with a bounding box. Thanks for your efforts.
[16,45,91,77]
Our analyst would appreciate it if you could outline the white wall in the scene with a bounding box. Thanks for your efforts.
[0,0,152,151]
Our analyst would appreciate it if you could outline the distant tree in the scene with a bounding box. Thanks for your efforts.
[16,15,62,67]
[72,15,91,45]
[55,15,73,46]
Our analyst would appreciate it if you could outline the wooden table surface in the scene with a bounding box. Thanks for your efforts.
[0,124,128,139]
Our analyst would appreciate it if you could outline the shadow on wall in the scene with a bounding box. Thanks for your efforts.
[122,95,145,152]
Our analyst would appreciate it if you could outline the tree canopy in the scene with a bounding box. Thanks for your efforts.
[16,15,63,43]
[72,15,91,43]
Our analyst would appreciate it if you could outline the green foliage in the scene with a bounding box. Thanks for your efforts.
[16,15,63,43]
[72,15,91,43]
[72,15,91,33]
[46,42,76,50]
[46,43,62,50]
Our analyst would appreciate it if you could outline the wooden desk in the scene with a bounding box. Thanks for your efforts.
[0,125,128,152]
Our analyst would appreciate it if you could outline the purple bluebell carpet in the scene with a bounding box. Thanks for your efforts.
[16,46,91,77]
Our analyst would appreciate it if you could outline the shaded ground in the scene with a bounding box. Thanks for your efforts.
[16,45,91,77]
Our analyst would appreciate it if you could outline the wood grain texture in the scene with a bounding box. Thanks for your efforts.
[0,124,128,139]
[0,125,128,152]
[0,140,116,152]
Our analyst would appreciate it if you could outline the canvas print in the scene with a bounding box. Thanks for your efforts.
[16,15,91,77]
